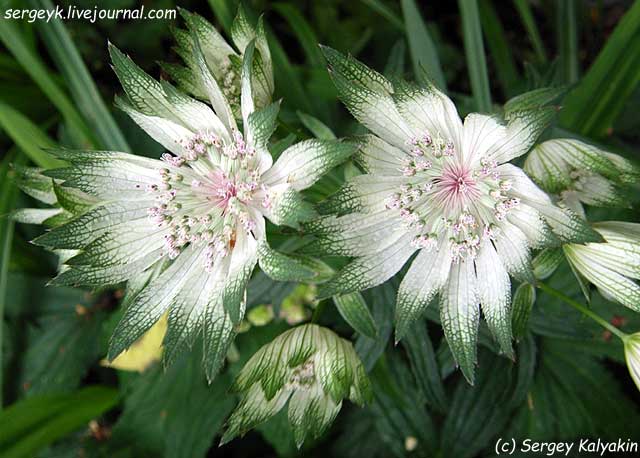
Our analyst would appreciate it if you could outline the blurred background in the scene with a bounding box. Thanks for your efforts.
[1,0,639,457]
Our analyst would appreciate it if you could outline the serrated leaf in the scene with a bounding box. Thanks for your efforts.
[401,320,447,412]
[112,348,234,458]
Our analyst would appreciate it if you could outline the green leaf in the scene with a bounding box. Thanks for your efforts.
[360,0,404,30]
[401,320,447,412]
[20,298,103,396]
[479,0,520,97]
[559,0,640,138]
[513,0,548,63]
[400,0,446,90]
[459,0,492,112]
[556,0,579,84]
[266,26,314,114]
[355,282,396,371]
[508,339,640,440]
[112,349,234,458]
[0,102,62,169]
[333,292,378,338]
[0,386,118,458]
[0,150,22,407]
[297,111,336,140]
[207,0,238,33]
[440,348,530,458]
[369,353,438,457]
[0,19,95,148]
[511,283,536,340]
[27,0,129,152]
[273,3,324,68]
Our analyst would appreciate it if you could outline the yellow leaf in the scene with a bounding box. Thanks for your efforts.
[101,313,167,372]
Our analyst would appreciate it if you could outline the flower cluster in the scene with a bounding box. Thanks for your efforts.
[162,7,273,117]
[221,324,372,448]
[306,47,601,383]
[23,26,351,381]
[525,138,639,217]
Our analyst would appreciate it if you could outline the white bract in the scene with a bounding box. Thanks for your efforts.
[222,324,371,447]
[28,31,351,380]
[564,222,640,312]
[525,139,639,217]
[309,48,601,383]
[162,6,273,117]
[624,332,640,392]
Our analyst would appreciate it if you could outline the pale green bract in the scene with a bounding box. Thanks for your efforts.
[162,6,274,118]
[310,47,602,384]
[564,221,640,312]
[15,17,352,381]
[624,332,640,392]
[525,138,640,217]
[221,323,372,448]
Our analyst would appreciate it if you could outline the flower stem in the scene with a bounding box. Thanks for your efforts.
[537,281,628,340]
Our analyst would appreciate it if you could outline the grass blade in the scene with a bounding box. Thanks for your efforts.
[513,0,548,63]
[360,0,404,31]
[479,0,521,98]
[459,0,492,112]
[560,1,640,138]
[0,20,95,148]
[273,3,324,68]
[0,103,62,169]
[0,386,119,458]
[557,0,579,84]
[0,149,22,410]
[27,0,130,152]
[401,0,446,90]
[266,27,314,115]
[207,0,238,33]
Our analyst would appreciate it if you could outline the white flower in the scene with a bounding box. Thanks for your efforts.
[307,47,601,383]
[624,332,640,392]
[221,323,371,447]
[564,221,640,312]
[525,139,639,217]
[28,37,351,380]
[162,7,273,116]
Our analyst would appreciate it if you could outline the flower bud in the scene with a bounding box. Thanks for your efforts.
[221,323,372,447]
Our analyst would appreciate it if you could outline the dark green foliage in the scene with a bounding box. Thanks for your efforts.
[1,1,639,457]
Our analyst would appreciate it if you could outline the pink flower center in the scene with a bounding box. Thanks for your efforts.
[434,163,480,211]
[191,170,239,210]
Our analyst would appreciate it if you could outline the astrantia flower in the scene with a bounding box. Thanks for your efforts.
[162,7,273,116]
[221,323,371,447]
[624,332,640,392]
[26,36,351,379]
[564,222,640,311]
[307,48,601,382]
[525,139,640,217]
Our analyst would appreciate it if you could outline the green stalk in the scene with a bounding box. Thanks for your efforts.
[513,0,548,62]
[0,150,24,409]
[537,282,627,340]
[459,0,492,112]
[557,0,579,83]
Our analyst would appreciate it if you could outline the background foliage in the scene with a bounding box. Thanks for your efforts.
[1,0,639,457]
